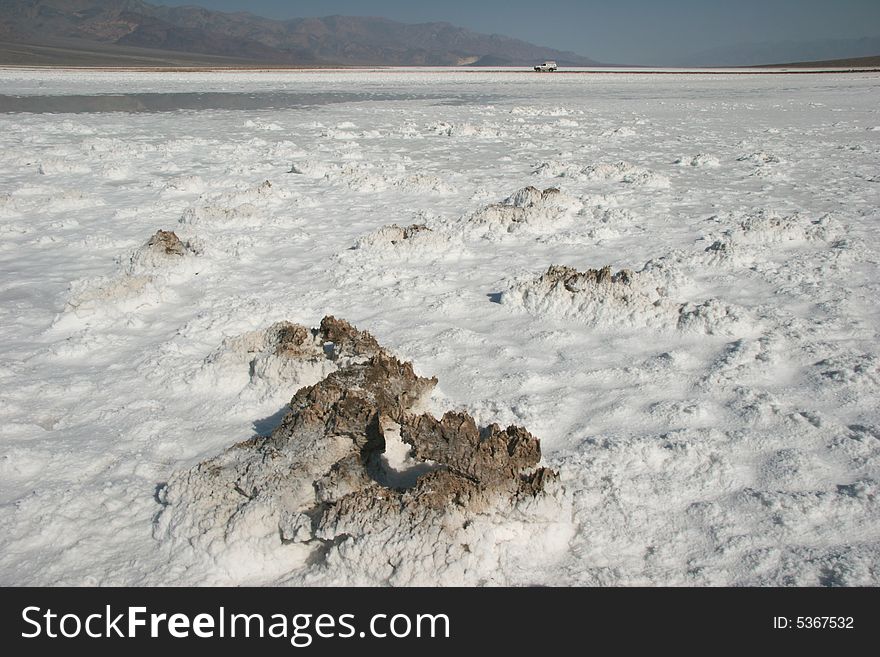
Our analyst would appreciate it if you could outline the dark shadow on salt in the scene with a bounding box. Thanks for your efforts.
[252,403,290,436]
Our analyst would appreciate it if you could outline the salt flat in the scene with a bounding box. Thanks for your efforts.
[0,68,878,585]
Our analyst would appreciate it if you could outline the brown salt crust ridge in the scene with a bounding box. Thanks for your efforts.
[214,315,384,363]
[157,316,557,560]
[127,229,201,270]
[145,229,193,256]
[504,185,567,207]
[506,264,746,334]
[469,185,582,231]
[194,315,388,401]
[387,223,432,243]
[513,263,665,305]
[65,229,200,313]
[354,223,433,249]
[488,185,568,216]
[541,264,638,291]
[700,211,844,266]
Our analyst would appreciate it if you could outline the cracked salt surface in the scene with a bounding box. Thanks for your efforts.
[0,68,878,585]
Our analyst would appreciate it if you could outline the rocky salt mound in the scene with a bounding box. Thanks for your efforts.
[61,229,201,318]
[178,180,292,227]
[730,210,841,246]
[193,316,385,403]
[503,264,746,334]
[125,229,200,274]
[343,169,457,194]
[156,317,569,585]
[426,121,506,138]
[352,223,448,251]
[584,161,671,188]
[502,264,677,328]
[533,160,671,188]
[332,221,458,287]
[290,159,456,194]
[62,274,160,316]
[700,210,844,267]
[738,151,781,165]
[675,153,720,167]
[467,185,582,236]
[180,203,261,227]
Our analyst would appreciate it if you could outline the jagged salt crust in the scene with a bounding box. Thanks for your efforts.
[699,211,844,267]
[178,180,298,226]
[675,153,721,167]
[124,229,201,275]
[533,160,671,188]
[290,160,456,194]
[155,317,571,585]
[62,274,160,315]
[464,185,583,237]
[426,121,506,138]
[190,316,385,405]
[502,264,747,334]
[352,223,450,252]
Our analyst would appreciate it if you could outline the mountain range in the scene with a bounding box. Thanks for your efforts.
[675,35,880,68]
[0,0,601,67]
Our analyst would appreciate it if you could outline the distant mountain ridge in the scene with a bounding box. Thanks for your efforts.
[677,35,880,67]
[0,0,601,66]
[757,54,880,69]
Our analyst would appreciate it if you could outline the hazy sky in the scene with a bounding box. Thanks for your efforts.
[159,0,880,64]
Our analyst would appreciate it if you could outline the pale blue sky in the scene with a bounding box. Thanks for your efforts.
[159,0,880,64]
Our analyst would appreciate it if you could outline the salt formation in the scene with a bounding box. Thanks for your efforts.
[533,160,671,188]
[352,223,445,251]
[344,170,456,194]
[0,186,103,218]
[145,230,191,256]
[502,264,676,328]
[700,211,843,266]
[289,158,456,194]
[532,160,579,178]
[37,157,91,175]
[812,352,880,391]
[334,219,458,288]
[125,229,199,274]
[177,180,287,227]
[510,106,577,117]
[156,175,206,195]
[738,151,781,165]
[289,160,337,178]
[426,121,506,138]
[180,202,260,227]
[675,153,721,167]
[62,274,159,314]
[677,298,749,335]
[389,172,456,194]
[583,161,671,187]
[729,210,841,245]
[503,264,744,334]
[468,185,582,235]
[195,315,385,400]
[62,229,200,316]
[156,317,568,585]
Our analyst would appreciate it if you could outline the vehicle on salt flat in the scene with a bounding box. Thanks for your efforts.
[534,60,558,72]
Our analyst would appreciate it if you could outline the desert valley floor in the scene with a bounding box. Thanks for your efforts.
[0,68,878,585]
